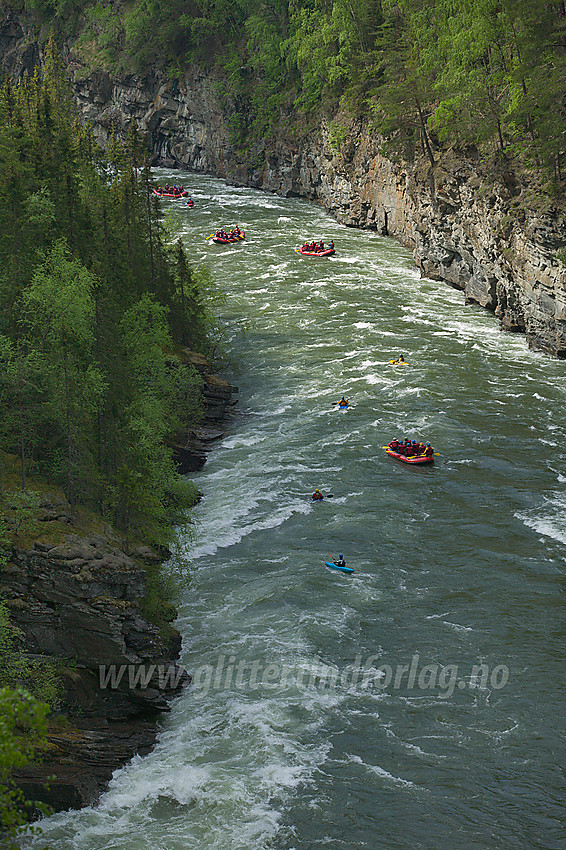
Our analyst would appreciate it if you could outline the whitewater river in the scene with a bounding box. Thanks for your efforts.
[24,173,565,849]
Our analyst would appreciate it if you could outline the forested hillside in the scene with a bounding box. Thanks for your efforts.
[18,0,566,184]
[0,37,220,544]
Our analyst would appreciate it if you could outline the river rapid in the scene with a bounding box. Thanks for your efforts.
[23,173,565,850]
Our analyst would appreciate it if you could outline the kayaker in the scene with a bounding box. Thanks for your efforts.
[398,354,405,362]
[312,489,324,501]
[334,554,346,568]
[338,396,348,407]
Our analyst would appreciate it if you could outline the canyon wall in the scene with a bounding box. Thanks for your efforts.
[1,12,565,356]
[78,71,566,356]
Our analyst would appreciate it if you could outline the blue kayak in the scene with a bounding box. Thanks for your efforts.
[325,561,354,574]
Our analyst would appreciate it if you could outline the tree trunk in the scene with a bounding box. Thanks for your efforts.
[414,95,435,167]
[63,344,75,521]
[17,355,26,491]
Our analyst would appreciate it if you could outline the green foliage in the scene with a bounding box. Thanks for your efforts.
[2,490,41,538]
[327,121,349,153]
[0,598,61,709]
[0,596,57,836]
[0,686,50,837]
[370,0,566,172]
[139,558,181,636]
[16,0,565,177]
[0,46,219,548]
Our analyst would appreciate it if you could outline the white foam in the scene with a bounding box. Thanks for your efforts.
[516,512,566,545]
[442,621,474,634]
[186,499,311,560]
[345,754,420,790]
[222,434,267,448]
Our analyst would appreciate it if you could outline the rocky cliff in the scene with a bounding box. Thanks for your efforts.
[1,13,564,355]
[1,528,188,810]
[172,350,239,474]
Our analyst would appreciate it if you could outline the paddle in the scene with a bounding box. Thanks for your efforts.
[326,553,352,571]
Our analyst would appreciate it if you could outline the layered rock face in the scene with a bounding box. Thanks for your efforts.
[172,351,239,474]
[1,531,188,809]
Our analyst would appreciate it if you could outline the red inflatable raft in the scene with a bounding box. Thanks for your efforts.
[385,448,434,465]
[212,232,245,244]
[152,189,189,198]
[298,248,335,257]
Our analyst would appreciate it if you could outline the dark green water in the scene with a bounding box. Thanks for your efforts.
[23,173,565,850]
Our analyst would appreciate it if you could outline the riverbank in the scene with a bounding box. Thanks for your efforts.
[0,354,238,813]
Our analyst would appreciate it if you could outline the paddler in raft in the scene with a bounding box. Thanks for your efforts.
[388,438,434,458]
